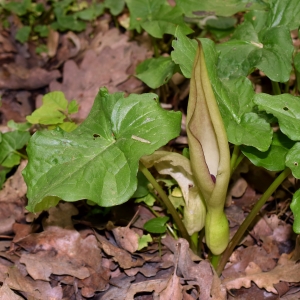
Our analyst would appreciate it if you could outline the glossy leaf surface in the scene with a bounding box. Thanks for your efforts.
[24,88,181,212]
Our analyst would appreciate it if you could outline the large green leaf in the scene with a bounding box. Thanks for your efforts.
[201,38,272,151]
[254,93,300,141]
[125,0,192,38]
[23,88,181,212]
[171,27,197,78]
[241,131,295,171]
[217,18,294,82]
[176,0,266,17]
[266,0,300,30]
[135,57,176,89]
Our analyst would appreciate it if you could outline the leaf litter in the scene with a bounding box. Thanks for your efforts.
[0,5,299,300]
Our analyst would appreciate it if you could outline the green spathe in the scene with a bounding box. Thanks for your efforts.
[187,39,230,255]
[24,87,181,212]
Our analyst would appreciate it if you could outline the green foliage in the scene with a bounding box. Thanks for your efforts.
[34,25,49,37]
[0,0,122,44]
[26,91,78,132]
[135,193,156,206]
[15,26,31,43]
[137,234,152,250]
[0,131,30,168]
[171,27,197,78]
[143,216,169,234]
[136,57,177,89]
[290,189,300,233]
[104,0,125,16]
[176,0,266,18]
[132,171,149,198]
[125,0,193,38]
[23,87,181,212]
[241,131,295,171]
[7,120,31,131]
[217,11,294,82]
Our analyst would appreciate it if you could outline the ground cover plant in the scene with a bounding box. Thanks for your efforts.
[1,0,300,299]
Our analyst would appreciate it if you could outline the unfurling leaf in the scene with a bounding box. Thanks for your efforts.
[141,151,206,235]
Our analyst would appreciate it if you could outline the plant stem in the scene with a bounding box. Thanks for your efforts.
[271,81,281,95]
[216,167,291,276]
[139,161,196,252]
[230,145,240,175]
[284,81,290,93]
[13,150,28,160]
[232,153,245,176]
[151,36,159,58]
[191,232,198,253]
[211,254,221,270]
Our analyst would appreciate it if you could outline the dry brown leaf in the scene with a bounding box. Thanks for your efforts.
[162,236,226,300]
[48,28,150,120]
[6,267,63,299]
[0,160,27,234]
[17,226,109,297]
[99,275,134,300]
[112,226,139,253]
[229,177,248,198]
[125,278,169,300]
[160,243,183,300]
[47,29,59,58]
[223,253,300,294]
[20,249,90,281]
[0,63,60,89]
[0,33,17,53]
[124,263,159,277]
[222,245,277,278]
[0,283,23,300]
[0,256,12,282]
[42,202,78,229]
[96,233,145,269]
[79,269,110,298]
[0,90,33,123]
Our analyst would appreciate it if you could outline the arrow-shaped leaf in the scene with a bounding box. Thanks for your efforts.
[23,87,181,212]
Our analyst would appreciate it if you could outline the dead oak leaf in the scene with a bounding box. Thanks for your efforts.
[0,160,27,235]
[0,283,23,300]
[125,278,169,300]
[5,266,63,299]
[223,253,300,294]
[96,233,144,269]
[160,242,183,300]
[48,28,150,120]
[20,251,90,281]
[162,236,226,300]
[0,63,60,90]
[18,229,103,282]
[112,226,139,253]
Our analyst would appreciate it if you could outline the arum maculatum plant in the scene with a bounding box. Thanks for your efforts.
[22,0,300,276]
